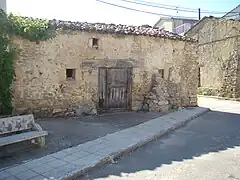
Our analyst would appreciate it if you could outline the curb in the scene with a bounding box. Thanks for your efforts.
[62,108,210,180]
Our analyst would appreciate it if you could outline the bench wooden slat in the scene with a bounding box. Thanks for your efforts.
[0,131,48,146]
[0,114,34,135]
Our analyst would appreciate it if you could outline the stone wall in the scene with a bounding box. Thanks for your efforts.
[12,30,198,117]
[186,18,240,98]
[236,37,240,98]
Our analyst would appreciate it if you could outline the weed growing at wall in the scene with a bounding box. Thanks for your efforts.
[8,14,55,41]
[0,10,55,115]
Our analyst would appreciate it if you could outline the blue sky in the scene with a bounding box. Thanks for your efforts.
[7,0,240,26]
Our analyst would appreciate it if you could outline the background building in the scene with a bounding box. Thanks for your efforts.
[154,17,198,35]
[0,0,6,12]
[222,4,240,20]
[185,17,240,98]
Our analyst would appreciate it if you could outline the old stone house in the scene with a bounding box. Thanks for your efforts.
[12,19,199,117]
[185,17,240,98]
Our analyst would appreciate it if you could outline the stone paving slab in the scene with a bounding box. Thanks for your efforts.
[0,107,209,180]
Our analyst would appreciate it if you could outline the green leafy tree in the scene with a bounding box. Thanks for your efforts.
[0,10,15,114]
[0,10,56,115]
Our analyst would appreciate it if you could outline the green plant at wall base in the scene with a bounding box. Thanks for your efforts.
[0,10,56,115]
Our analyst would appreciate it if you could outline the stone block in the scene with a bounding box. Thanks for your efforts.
[89,107,97,115]
[62,155,79,163]
[5,165,29,175]
[29,175,46,180]
[43,168,68,179]
[52,108,64,114]
[159,105,169,112]
[0,170,11,179]
[57,164,77,175]
[30,164,54,174]
[4,176,20,180]
[158,101,169,106]
[51,150,70,158]
[47,159,67,168]
[14,107,29,115]
[76,153,104,167]
[71,151,91,158]
[73,104,94,116]
[15,170,39,180]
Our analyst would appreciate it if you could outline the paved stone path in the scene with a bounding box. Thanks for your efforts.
[0,107,208,180]
[79,97,240,180]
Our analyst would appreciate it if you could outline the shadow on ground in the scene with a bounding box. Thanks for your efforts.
[0,111,165,169]
[80,110,240,179]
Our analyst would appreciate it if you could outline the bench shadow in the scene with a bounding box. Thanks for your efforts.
[80,110,240,179]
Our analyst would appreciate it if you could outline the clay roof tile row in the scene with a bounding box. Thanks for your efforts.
[49,19,197,42]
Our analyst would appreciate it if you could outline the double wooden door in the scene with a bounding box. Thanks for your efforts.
[98,67,132,110]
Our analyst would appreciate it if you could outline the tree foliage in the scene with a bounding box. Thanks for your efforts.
[0,10,55,115]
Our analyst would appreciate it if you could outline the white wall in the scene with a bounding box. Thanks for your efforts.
[0,0,6,12]
[162,21,174,32]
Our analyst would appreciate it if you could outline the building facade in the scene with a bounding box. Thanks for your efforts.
[12,20,199,117]
[185,17,240,98]
[0,0,6,12]
[222,4,240,20]
[154,17,198,35]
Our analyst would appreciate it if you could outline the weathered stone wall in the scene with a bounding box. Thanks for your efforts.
[12,30,198,116]
[236,36,240,98]
[186,18,240,98]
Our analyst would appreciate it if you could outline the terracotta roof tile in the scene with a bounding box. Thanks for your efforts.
[49,19,197,42]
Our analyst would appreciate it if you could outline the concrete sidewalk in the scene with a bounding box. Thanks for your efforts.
[198,96,240,114]
[0,107,209,180]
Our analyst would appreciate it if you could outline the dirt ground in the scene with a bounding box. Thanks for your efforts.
[0,111,166,169]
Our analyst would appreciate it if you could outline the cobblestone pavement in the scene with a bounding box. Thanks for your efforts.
[0,112,164,169]
[78,97,240,180]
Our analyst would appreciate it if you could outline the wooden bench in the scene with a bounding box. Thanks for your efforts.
[0,114,48,148]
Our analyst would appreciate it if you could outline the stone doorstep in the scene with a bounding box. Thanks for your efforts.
[1,107,209,180]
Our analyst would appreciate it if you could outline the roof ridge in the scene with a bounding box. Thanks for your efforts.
[12,15,198,42]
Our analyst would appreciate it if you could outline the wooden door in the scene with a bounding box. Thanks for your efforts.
[98,67,132,110]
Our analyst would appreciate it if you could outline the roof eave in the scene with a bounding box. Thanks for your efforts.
[222,4,240,18]
[184,16,210,36]
[153,17,172,27]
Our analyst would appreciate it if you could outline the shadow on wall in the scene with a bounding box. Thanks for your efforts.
[80,110,240,179]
